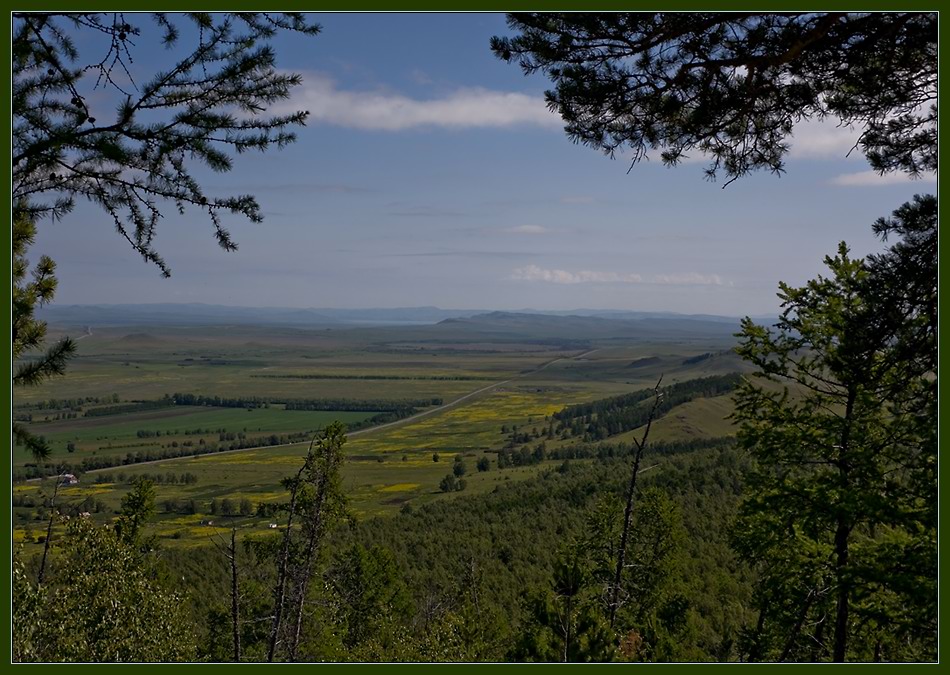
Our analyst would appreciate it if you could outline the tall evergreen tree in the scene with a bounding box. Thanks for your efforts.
[731,206,936,661]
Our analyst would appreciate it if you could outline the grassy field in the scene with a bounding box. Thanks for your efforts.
[16,407,378,468]
[17,324,566,404]
[13,318,745,551]
[625,394,738,442]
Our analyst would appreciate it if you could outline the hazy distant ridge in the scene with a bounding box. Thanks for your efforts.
[38,303,768,328]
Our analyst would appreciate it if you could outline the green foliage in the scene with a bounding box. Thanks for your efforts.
[12,555,43,661]
[323,440,747,662]
[308,544,414,660]
[614,489,686,630]
[144,439,752,662]
[439,473,466,493]
[731,203,936,662]
[552,373,740,442]
[12,209,76,460]
[514,540,615,663]
[13,519,196,662]
[14,12,320,274]
[114,478,156,547]
[265,421,349,661]
[492,13,936,182]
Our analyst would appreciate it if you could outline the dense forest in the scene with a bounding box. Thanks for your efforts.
[17,437,755,662]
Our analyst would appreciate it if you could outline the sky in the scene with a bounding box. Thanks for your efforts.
[28,13,936,317]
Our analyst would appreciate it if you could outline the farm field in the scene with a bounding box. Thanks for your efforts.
[13,315,747,551]
[15,407,379,469]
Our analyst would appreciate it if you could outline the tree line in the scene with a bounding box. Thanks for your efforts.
[549,373,740,442]
[253,373,494,382]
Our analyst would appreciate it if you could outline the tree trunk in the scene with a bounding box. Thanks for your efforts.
[267,462,307,662]
[230,528,241,663]
[780,590,814,661]
[832,387,856,662]
[287,474,330,662]
[809,610,827,662]
[608,377,663,629]
[37,472,63,585]
[563,594,573,663]
[832,518,851,662]
[287,436,343,662]
[747,600,769,662]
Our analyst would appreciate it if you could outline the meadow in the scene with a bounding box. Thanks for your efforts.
[13,316,745,550]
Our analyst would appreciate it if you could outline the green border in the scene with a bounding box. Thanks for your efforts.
[4,5,945,672]
[2,3,948,10]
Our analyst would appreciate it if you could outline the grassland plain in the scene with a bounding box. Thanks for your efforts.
[15,407,377,468]
[17,324,566,404]
[13,320,744,552]
[13,385,601,546]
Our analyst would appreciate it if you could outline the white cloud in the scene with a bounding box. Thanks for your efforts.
[788,118,863,159]
[511,265,725,286]
[829,170,938,187]
[408,68,434,85]
[512,265,642,284]
[616,117,864,166]
[505,224,549,235]
[276,73,562,131]
[652,273,724,286]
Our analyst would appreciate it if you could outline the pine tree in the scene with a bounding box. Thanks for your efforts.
[12,209,76,460]
[13,12,320,275]
[492,13,936,184]
[731,209,936,661]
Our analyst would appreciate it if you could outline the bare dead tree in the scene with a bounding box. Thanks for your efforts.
[287,428,346,662]
[267,422,347,662]
[266,461,307,663]
[229,528,241,662]
[37,466,67,585]
[608,376,664,629]
[208,525,242,662]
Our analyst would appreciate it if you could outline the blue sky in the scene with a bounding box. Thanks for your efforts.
[30,13,936,316]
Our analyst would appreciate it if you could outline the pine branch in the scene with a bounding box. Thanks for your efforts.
[14,337,77,387]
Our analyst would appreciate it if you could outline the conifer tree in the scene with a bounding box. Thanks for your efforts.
[13,12,320,276]
[492,13,936,184]
[731,204,936,661]
[12,209,76,460]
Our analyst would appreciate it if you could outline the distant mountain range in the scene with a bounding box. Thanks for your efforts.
[434,311,744,342]
[38,303,775,328]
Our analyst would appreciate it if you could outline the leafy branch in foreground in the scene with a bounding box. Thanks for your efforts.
[13,12,320,275]
[493,13,936,185]
[12,209,76,460]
